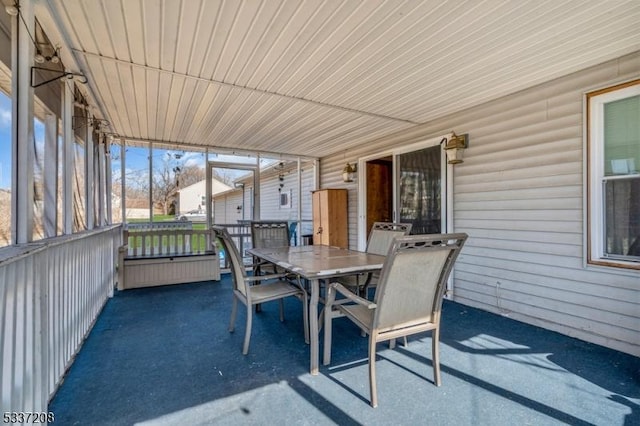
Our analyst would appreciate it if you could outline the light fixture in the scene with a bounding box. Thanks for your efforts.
[72,116,109,130]
[443,132,469,164]
[236,205,243,212]
[234,182,244,189]
[49,48,60,64]
[30,66,87,88]
[34,50,46,63]
[5,4,18,16]
[342,163,357,183]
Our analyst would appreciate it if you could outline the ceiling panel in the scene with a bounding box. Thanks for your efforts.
[37,0,640,159]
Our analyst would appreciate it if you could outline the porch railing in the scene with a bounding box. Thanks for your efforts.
[0,225,121,415]
[214,223,251,268]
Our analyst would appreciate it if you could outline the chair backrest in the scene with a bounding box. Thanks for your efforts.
[366,222,412,256]
[212,226,248,296]
[250,221,290,250]
[372,233,467,331]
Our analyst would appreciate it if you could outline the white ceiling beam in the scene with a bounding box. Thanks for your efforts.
[121,135,318,162]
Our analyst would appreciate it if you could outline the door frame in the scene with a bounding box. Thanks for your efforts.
[206,161,259,227]
[356,133,454,250]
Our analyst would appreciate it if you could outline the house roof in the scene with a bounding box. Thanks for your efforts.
[37,0,640,159]
[178,178,232,195]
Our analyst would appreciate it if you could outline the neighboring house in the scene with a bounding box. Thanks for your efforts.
[178,178,232,216]
[212,161,315,235]
[212,188,245,225]
[322,52,640,357]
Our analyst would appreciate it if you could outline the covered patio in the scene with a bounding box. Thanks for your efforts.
[1,1,639,424]
[49,278,637,425]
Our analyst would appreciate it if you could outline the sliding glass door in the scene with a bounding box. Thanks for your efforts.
[360,136,448,247]
[397,145,442,234]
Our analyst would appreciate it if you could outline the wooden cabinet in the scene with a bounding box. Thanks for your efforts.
[312,188,348,248]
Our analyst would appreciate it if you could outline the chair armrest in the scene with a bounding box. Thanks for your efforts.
[330,282,377,309]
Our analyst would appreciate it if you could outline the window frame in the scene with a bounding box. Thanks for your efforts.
[587,79,640,270]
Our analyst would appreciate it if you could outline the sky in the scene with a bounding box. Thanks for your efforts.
[0,92,11,189]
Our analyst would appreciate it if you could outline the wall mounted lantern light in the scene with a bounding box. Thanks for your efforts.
[342,163,357,182]
[443,132,469,164]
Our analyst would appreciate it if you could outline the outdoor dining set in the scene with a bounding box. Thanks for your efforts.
[212,221,467,408]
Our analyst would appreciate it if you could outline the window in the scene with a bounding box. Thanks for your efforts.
[588,80,640,268]
[279,190,291,209]
[0,91,11,247]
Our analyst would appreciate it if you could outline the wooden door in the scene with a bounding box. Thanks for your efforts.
[366,158,392,237]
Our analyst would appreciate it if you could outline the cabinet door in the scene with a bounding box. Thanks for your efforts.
[312,189,347,248]
[325,190,347,247]
[312,190,325,244]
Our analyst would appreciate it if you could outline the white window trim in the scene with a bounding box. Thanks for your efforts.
[587,81,640,269]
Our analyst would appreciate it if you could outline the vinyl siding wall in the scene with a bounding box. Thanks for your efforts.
[213,191,244,224]
[213,167,315,234]
[319,52,640,356]
[258,168,315,232]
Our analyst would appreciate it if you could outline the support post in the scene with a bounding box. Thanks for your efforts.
[97,134,106,226]
[120,137,125,224]
[11,0,35,243]
[105,136,112,224]
[148,141,153,222]
[62,82,73,234]
[86,115,94,229]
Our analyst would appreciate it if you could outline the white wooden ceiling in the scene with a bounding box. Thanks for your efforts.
[37,0,640,158]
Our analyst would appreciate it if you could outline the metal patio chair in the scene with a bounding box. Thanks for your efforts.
[250,220,291,276]
[337,222,412,298]
[213,226,309,355]
[323,233,468,407]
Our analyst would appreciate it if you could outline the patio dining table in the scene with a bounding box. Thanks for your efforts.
[246,245,386,375]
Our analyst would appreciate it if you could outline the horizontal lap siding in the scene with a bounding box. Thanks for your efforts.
[319,52,640,356]
[258,169,313,221]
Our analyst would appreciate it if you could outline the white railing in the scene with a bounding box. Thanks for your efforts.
[122,228,213,257]
[0,225,122,416]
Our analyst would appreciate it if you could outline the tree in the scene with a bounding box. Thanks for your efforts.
[152,153,206,215]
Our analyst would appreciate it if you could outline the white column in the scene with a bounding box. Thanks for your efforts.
[85,116,94,229]
[148,142,153,221]
[43,113,58,237]
[62,82,73,234]
[296,157,302,246]
[97,134,106,226]
[206,160,212,228]
[254,155,260,219]
[105,136,112,224]
[11,0,35,243]
[120,137,126,224]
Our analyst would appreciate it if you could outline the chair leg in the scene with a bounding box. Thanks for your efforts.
[369,337,378,408]
[323,307,333,365]
[388,336,408,349]
[279,299,285,322]
[302,293,309,344]
[323,286,336,365]
[229,296,238,333]
[432,327,441,386]
[242,303,253,355]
